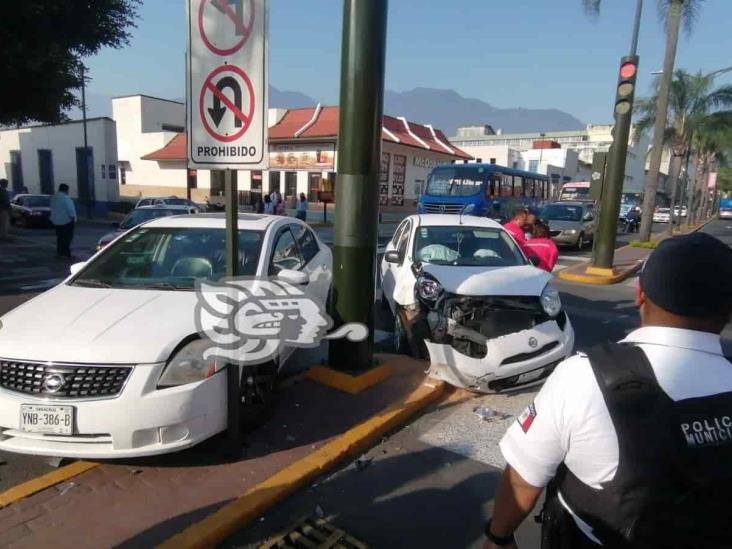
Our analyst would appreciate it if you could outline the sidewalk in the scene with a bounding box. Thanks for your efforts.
[0,355,441,548]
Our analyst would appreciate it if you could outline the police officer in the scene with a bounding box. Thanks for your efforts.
[484,232,732,549]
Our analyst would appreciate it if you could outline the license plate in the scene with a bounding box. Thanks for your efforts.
[20,405,74,435]
[516,368,545,385]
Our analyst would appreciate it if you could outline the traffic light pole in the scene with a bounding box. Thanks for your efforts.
[328,0,388,372]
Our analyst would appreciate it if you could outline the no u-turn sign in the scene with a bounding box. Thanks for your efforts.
[187,0,268,168]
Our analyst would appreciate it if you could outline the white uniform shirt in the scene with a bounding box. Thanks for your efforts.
[500,327,732,542]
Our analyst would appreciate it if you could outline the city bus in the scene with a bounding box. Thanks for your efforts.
[559,181,591,202]
[417,163,550,219]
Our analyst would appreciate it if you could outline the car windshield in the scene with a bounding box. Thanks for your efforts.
[657,208,670,213]
[73,227,264,290]
[425,168,484,197]
[559,187,590,201]
[163,198,188,206]
[541,205,582,221]
[119,208,176,230]
[22,196,50,207]
[414,226,526,267]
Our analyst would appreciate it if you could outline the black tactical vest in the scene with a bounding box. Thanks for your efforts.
[554,342,732,548]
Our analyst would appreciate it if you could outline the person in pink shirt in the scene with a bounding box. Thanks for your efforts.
[503,206,529,248]
[524,220,559,272]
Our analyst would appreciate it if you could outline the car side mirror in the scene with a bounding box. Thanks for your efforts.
[384,250,401,264]
[277,269,309,285]
[69,262,86,276]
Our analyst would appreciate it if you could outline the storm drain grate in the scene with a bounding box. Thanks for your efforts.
[260,516,368,549]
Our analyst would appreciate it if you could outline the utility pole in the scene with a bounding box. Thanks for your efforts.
[81,65,93,219]
[328,0,388,372]
[225,170,239,277]
[590,0,642,271]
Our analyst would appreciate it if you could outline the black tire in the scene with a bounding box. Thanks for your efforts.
[238,361,279,431]
[393,308,411,355]
[576,232,585,251]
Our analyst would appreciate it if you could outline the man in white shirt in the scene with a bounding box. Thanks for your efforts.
[50,184,77,258]
[484,232,732,549]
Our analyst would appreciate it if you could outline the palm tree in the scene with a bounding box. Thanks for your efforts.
[688,115,732,223]
[633,70,732,232]
[584,1,706,241]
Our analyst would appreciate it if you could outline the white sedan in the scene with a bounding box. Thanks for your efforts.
[380,214,574,393]
[653,208,672,223]
[0,214,331,458]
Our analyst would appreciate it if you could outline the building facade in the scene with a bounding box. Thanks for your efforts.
[0,118,118,213]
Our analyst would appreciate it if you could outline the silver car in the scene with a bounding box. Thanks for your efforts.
[541,201,597,250]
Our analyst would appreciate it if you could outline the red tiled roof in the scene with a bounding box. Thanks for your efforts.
[142,106,472,161]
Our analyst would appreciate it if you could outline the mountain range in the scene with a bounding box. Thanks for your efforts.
[69,85,585,136]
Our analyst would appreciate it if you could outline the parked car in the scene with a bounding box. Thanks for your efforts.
[540,201,596,250]
[135,196,203,213]
[10,194,52,227]
[0,213,332,458]
[674,205,688,218]
[96,205,191,250]
[653,208,672,223]
[380,214,574,393]
[720,198,732,220]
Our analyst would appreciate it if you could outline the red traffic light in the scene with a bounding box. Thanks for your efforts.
[620,62,637,79]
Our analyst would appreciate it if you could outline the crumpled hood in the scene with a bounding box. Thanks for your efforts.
[422,264,551,297]
[0,284,200,363]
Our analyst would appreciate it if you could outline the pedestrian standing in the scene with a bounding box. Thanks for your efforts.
[263,195,274,214]
[296,192,308,221]
[503,206,530,249]
[524,212,537,240]
[275,198,286,216]
[484,233,732,549]
[50,184,77,258]
[524,220,558,272]
[254,196,264,214]
[0,179,11,240]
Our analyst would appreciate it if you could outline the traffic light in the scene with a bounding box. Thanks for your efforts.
[614,56,638,118]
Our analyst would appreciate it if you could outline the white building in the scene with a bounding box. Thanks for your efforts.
[450,123,652,192]
[0,118,118,214]
[135,101,471,211]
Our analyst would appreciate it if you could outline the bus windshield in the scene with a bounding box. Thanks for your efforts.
[425,168,484,197]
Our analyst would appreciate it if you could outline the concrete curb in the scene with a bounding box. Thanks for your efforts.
[0,461,98,508]
[557,260,643,285]
[305,364,393,394]
[157,377,446,549]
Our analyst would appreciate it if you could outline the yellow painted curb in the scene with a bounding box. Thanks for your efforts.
[558,260,643,285]
[585,266,615,277]
[158,378,446,549]
[304,364,393,394]
[0,461,98,508]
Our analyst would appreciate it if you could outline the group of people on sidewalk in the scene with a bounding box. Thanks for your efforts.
[255,190,309,221]
[503,205,559,273]
[0,179,76,258]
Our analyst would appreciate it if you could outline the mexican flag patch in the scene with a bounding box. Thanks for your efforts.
[517,402,537,433]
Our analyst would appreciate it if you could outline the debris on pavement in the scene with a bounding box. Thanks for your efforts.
[473,405,511,422]
[353,456,373,472]
[315,504,325,518]
[57,482,75,496]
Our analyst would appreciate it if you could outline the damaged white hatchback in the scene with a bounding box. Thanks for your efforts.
[380,214,574,393]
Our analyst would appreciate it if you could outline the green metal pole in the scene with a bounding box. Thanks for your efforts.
[328,0,388,372]
[225,169,239,277]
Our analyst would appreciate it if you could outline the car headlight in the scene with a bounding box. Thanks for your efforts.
[461,203,475,215]
[416,274,443,302]
[563,229,577,235]
[540,284,562,317]
[416,202,425,214]
[158,339,220,387]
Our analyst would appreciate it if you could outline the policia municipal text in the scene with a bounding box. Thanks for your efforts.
[484,233,732,548]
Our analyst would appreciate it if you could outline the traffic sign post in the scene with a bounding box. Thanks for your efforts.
[187,0,267,169]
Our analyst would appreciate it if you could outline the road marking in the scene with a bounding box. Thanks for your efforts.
[0,461,98,509]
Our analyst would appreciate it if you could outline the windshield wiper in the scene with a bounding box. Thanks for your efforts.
[140,282,192,290]
[73,278,112,288]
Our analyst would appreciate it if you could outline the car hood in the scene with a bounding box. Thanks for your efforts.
[0,284,200,364]
[421,264,551,296]
[544,220,580,231]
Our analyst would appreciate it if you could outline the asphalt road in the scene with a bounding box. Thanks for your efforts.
[224,219,732,549]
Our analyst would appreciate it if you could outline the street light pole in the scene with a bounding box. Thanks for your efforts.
[590,0,642,271]
[80,65,93,219]
[328,0,388,372]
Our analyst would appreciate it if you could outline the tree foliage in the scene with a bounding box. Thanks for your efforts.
[0,0,140,126]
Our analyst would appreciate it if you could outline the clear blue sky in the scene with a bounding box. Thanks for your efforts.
[85,0,732,124]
